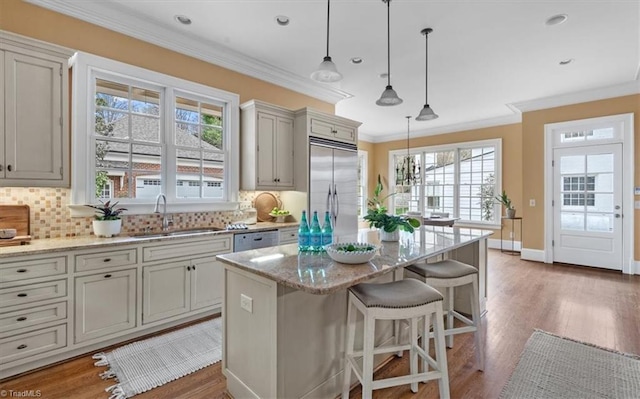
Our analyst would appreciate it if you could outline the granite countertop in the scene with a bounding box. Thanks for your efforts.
[0,221,299,258]
[216,226,493,295]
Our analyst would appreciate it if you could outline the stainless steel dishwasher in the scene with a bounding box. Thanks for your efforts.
[233,230,279,252]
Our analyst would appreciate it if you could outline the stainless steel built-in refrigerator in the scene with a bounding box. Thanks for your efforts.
[308,137,358,241]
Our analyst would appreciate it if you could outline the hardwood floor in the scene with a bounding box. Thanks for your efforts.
[1,250,638,399]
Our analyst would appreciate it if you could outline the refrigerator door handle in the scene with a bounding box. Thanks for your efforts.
[326,184,333,216]
[333,184,339,221]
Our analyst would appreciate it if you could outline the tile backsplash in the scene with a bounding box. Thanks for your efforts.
[0,188,279,239]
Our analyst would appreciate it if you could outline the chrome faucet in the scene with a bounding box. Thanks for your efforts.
[154,193,173,231]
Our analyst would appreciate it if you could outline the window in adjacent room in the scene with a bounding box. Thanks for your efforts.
[389,139,501,226]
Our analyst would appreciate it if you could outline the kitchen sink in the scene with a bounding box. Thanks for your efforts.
[129,227,224,239]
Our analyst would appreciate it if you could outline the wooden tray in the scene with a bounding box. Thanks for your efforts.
[0,205,31,246]
[253,192,280,222]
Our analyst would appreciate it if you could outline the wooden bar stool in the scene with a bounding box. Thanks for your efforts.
[405,259,485,370]
[342,279,450,399]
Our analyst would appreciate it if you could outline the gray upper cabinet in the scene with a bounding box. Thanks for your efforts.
[240,100,295,190]
[0,32,73,187]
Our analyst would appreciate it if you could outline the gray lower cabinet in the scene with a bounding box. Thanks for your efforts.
[142,256,221,324]
[74,269,136,343]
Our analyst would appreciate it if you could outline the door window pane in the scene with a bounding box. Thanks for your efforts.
[561,212,584,231]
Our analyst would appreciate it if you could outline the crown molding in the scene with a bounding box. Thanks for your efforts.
[366,113,522,143]
[511,80,640,113]
[25,0,352,105]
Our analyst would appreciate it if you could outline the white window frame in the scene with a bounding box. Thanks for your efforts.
[69,52,239,216]
[388,138,502,228]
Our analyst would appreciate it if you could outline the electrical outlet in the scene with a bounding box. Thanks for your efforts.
[529,199,536,207]
[635,201,640,209]
[240,294,253,313]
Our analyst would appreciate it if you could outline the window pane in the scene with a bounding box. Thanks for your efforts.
[131,87,160,116]
[131,114,160,142]
[586,214,613,232]
[176,97,224,149]
[561,212,584,230]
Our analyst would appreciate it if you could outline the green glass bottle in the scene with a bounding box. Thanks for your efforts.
[321,211,333,247]
[309,211,322,252]
[298,211,310,252]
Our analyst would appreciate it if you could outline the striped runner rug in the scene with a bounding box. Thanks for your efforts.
[93,318,222,399]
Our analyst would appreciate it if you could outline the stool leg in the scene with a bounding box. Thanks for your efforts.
[394,319,403,358]
[446,287,454,348]
[471,277,485,371]
[361,314,376,399]
[342,297,357,399]
[409,317,418,393]
[434,305,451,399]
[422,313,430,376]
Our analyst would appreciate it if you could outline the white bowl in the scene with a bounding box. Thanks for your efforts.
[325,242,378,264]
[0,228,17,239]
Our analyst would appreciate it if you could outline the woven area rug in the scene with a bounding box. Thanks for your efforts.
[93,318,222,399]
[500,330,640,399]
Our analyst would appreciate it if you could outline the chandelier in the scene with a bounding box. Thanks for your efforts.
[396,116,420,185]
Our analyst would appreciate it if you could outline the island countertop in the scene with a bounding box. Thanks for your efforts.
[216,226,492,295]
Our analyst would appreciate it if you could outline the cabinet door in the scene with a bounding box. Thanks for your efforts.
[142,262,190,324]
[3,51,64,183]
[333,123,356,143]
[309,118,335,139]
[256,112,277,187]
[0,51,4,178]
[190,257,223,311]
[74,269,136,343]
[274,116,294,188]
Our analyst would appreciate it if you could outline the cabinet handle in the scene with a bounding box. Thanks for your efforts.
[192,265,196,270]
[0,165,3,172]
[17,293,27,298]
[16,317,27,322]
[17,344,27,350]
[187,266,191,271]
[103,258,112,262]
[16,269,27,273]
[7,165,12,172]
[104,274,112,278]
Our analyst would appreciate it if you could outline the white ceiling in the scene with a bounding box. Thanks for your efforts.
[28,0,640,142]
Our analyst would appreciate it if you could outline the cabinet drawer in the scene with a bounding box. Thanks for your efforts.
[333,123,356,142]
[279,228,299,244]
[75,248,137,272]
[0,324,66,364]
[0,256,67,283]
[143,237,232,263]
[0,302,67,334]
[0,280,66,308]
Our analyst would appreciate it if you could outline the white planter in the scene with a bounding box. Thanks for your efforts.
[505,208,516,219]
[380,229,400,242]
[92,219,122,238]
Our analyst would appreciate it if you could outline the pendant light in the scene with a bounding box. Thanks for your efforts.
[376,0,402,106]
[416,28,438,120]
[400,116,419,185]
[311,0,342,82]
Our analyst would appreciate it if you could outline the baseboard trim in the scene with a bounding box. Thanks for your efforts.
[634,260,640,275]
[488,238,521,251]
[521,248,545,262]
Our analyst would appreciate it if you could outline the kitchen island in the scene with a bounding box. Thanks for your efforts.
[216,226,491,399]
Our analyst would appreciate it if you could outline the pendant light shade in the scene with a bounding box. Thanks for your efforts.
[376,0,402,106]
[311,0,342,82]
[416,28,438,121]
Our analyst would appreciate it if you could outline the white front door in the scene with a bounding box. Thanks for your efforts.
[552,143,622,270]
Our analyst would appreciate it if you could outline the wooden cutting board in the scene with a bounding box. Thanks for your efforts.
[0,205,31,246]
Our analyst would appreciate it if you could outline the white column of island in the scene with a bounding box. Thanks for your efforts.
[216,226,492,399]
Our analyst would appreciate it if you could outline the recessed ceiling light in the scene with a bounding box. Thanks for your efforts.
[275,15,290,26]
[350,57,363,65]
[559,58,574,65]
[545,14,568,26]
[174,15,192,25]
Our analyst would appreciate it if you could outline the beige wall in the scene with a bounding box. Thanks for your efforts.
[0,0,333,113]
[522,94,640,259]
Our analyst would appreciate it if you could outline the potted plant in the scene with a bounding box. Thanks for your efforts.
[87,200,127,237]
[495,190,516,218]
[363,175,420,241]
